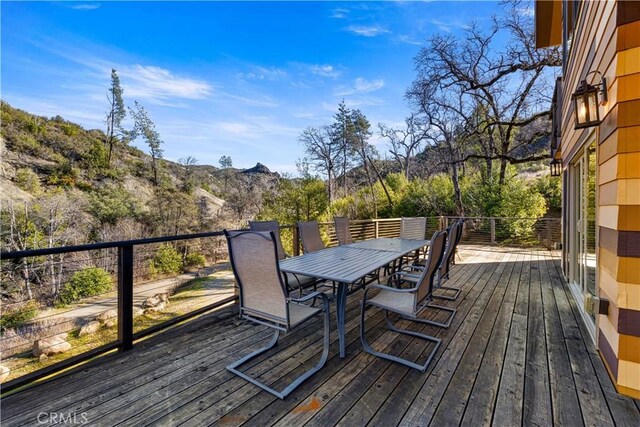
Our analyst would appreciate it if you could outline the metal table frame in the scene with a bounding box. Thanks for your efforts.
[280,238,431,357]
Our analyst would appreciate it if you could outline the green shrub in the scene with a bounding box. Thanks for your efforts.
[0,300,39,333]
[150,245,183,277]
[15,168,42,194]
[88,185,139,224]
[58,268,113,306]
[60,123,79,137]
[184,253,206,269]
[47,160,80,188]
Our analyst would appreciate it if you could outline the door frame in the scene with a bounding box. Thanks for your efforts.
[566,135,598,343]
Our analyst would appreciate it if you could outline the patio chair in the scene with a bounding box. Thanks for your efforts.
[298,220,325,253]
[434,219,463,300]
[249,220,320,294]
[405,220,463,300]
[360,230,454,371]
[224,230,331,399]
[334,216,353,245]
[399,217,428,265]
[400,217,427,240]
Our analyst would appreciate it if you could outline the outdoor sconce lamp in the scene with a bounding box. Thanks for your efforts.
[550,158,562,177]
[572,71,607,129]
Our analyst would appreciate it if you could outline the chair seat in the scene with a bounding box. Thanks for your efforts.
[289,302,322,327]
[367,289,415,317]
[284,273,318,289]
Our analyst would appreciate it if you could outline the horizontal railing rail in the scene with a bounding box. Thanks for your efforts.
[0,215,560,393]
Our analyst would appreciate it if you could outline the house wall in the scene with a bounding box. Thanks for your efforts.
[559,0,640,398]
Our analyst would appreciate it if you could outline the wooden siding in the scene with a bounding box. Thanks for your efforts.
[558,0,640,398]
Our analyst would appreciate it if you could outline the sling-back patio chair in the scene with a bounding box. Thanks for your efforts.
[399,217,428,266]
[333,216,353,246]
[404,219,463,300]
[360,230,454,371]
[334,216,382,286]
[297,220,326,253]
[224,230,330,399]
[249,220,320,295]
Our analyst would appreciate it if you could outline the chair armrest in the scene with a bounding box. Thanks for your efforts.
[365,283,419,295]
[289,291,328,304]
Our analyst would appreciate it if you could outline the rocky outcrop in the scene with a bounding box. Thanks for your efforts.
[78,321,101,337]
[96,309,117,322]
[33,333,71,357]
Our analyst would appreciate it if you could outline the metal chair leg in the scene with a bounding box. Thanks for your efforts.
[226,298,331,399]
[360,306,441,372]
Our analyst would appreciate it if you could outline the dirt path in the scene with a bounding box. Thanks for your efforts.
[35,265,235,323]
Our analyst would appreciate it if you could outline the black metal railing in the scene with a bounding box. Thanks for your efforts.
[0,215,560,393]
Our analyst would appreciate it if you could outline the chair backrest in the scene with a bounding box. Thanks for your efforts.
[249,220,286,260]
[454,219,464,246]
[334,216,353,245]
[298,221,325,253]
[415,230,447,305]
[225,230,289,325]
[400,217,427,240]
[439,220,460,277]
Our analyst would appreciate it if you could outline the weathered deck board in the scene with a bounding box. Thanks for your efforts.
[2,246,640,427]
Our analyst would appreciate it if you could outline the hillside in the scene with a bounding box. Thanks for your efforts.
[0,101,279,247]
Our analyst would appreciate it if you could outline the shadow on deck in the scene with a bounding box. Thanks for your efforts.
[2,246,639,426]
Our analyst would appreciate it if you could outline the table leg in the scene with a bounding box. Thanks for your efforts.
[336,283,348,358]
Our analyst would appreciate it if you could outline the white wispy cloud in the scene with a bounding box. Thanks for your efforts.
[330,8,349,19]
[395,34,423,46]
[118,65,212,103]
[335,77,385,96]
[237,66,287,81]
[344,25,391,37]
[429,18,469,33]
[309,64,341,78]
[66,3,101,10]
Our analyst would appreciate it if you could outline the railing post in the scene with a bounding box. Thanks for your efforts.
[546,218,552,249]
[444,217,449,230]
[118,245,134,351]
[374,220,379,239]
[490,218,496,245]
[292,226,300,256]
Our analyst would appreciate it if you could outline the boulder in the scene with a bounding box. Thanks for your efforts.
[0,365,9,382]
[144,301,167,314]
[133,307,145,317]
[39,354,48,363]
[33,333,71,357]
[142,293,169,308]
[104,319,117,328]
[78,321,101,337]
[96,309,117,322]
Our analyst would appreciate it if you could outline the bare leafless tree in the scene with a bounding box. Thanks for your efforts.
[408,0,561,185]
[299,126,342,202]
[379,114,427,179]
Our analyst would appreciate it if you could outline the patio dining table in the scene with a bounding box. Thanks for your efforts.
[279,237,430,358]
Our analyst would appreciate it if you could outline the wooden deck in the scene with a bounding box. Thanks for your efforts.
[2,246,640,426]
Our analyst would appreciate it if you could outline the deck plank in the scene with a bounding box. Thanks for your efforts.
[2,246,640,427]
[397,250,512,425]
[460,250,525,426]
[368,249,506,427]
[522,250,553,427]
[538,249,584,425]
[492,251,532,426]
[428,250,519,425]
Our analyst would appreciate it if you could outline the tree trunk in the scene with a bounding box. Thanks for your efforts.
[451,162,465,216]
[367,155,393,209]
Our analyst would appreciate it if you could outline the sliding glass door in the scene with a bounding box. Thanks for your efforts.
[568,140,597,338]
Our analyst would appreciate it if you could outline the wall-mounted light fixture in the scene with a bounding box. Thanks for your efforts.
[571,71,607,129]
[550,158,563,177]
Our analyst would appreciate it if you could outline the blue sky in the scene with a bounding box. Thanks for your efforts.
[1,1,502,174]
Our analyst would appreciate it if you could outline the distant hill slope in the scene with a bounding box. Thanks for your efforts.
[0,101,283,243]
